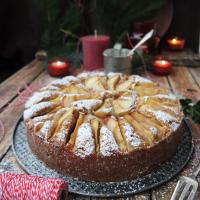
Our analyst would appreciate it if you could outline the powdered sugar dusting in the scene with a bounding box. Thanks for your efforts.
[153,93,177,100]
[149,127,158,136]
[24,102,56,120]
[143,93,177,102]
[170,122,180,131]
[32,114,53,123]
[51,76,79,86]
[74,123,95,158]
[162,105,179,114]
[122,122,142,148]
[78,71,105,79]
[72,99,102,111]
[107,72,123,77]
[40,85,59,91]
[51,79,70,86]
[63,93,87,97]
[130,75,152,83]
[100,107,112,113]
[25,91,59,108]
[100,126,119,156]
[39,120,54,139]
[120,92,137,104]
[62,75,79,82]
[140,108,177,124]
[52,113,74,143]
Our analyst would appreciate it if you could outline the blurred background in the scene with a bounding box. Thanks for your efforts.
[0,0,199,82]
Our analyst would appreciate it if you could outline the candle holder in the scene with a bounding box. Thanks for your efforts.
[48,58,69,77]
[167,37,185,50]
[103,48,132,74]
[151,56,172,75]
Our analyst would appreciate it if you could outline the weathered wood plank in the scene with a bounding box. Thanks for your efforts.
[0,148,24,174]
[188,67,200,88]
[168,66,200,101]
[0,71,55,160]
[0,59,45,110]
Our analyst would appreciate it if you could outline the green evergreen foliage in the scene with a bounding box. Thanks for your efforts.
[180,99,200,124]
[92,0,167,42]
[32,0,166,57]
[32,0,82,56]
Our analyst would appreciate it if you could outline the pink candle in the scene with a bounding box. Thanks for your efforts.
[81,35,110,71]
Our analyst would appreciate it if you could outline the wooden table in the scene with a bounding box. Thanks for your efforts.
[0,57,200,200]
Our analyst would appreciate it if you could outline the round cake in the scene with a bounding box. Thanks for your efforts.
[24,72,183,182]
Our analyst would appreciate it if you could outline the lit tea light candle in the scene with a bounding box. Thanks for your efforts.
[152,58,172,75]
[48,59,69,77]
[167,37,185,50]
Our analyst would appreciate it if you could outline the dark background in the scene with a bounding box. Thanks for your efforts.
[0,0,199,82]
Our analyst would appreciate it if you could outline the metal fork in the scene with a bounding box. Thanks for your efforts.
[170,164,200,200]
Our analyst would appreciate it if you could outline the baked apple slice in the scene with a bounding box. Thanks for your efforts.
[63,83,89,94]
[62,93,103,108]
[74,122,95,158]
[118,117,143,151]
[72,99,103,112]
[91,118,101,153]
[131,112,169,139]
[106,117,126,152]
[85,76,107,91]
[115,80,132,91]
[50,108,78,143]
[99,126,119,156]
[24,102,60,120]
[124,114,154,146]
[93,98,113,117]
[68,113,85,146]
[107,74,120,91]
[134,84,168,97]
[25,91,60,108]
[112,92,137,116]
[35,109,68,139]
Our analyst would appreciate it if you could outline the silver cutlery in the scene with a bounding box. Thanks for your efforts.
[170,164,200,200]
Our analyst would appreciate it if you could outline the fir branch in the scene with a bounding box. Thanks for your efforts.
[180,99,200,124]
[32,0,167,57]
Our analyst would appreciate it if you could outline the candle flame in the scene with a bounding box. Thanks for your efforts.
[56,61,63,65]
[161,60,167,65]
[154,59,170,66]
[171,38,178,44]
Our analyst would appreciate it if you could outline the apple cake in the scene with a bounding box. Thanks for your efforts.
[24,72,183,182]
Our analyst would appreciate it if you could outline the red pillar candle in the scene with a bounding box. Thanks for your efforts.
[48,59,69,77]
[81,35,110,71]
[152,58,172,75]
